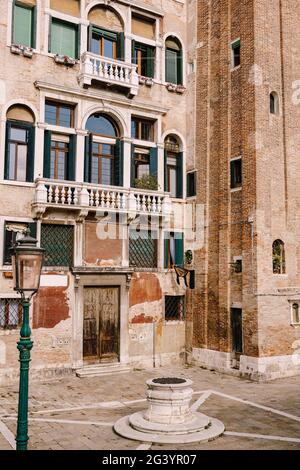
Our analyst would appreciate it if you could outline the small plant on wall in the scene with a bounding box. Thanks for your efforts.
[185,250,193,265]
[134,174,159,191]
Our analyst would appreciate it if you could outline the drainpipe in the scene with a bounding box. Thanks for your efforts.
[153,321,156,368]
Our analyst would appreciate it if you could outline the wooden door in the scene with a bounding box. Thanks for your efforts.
[83,287,120,363]
[231,308,243,354]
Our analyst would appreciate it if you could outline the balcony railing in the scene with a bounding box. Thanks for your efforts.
[33,179,171,217]
[78,52,139,97]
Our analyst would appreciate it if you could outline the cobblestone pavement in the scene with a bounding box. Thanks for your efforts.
[0,364,300,450]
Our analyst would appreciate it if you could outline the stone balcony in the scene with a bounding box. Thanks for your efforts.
[32,179,172,220]
[78,52,139,97]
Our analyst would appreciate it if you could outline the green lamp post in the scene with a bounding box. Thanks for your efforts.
[10,230,44,451]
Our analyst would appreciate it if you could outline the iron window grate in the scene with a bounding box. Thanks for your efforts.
[0,299,22,330]
[41,224,74,267]
[165,295,185,321]
[129,230,158,268]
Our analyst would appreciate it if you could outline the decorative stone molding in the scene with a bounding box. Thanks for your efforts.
[54,55,77,66]
[10,44,34,58]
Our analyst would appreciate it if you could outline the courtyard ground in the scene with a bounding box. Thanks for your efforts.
[0,364,300,451]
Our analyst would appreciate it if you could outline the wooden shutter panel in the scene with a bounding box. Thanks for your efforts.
[26,125,35,182]
[149,147,158,180]
[114,139,123,187]
[164,233,170,269]
[84,134,93,183]
[147,46,155,78]
[177,47,183,85]
[131,39,136,63]
[32,6,37,48]
[117,32,125,61]
[67,134,76,181]
[164,149,168,191]
[130,144,135,187]
[4,122,12,180]
[175,233,184,267]
[28,222,37,239]
[176,152,183,198]
[166,49,177,84]
[13,4,33,47]
[43,130,52,178]
[3,225,13,265]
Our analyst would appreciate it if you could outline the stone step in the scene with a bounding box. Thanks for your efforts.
[76,363,131,378]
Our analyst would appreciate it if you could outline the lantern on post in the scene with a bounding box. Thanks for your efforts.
[10,229,44,451]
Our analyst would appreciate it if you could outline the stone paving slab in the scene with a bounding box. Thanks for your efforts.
[0,364,299,450]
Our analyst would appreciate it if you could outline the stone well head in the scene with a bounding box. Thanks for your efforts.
[144,377,194,425]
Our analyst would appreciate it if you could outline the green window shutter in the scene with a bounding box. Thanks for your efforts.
[149,147,158,181]
[166,49,177,84]
[164,233,170,269]
[51,19,78,58]
[131,39,136,63]
[147,46,155,78]
[13,4,33,47]
[176,152,183,198]
[4,122,12,180]
[130,144,135,187]
[175,233,184,267]
[164,149,168,191]
[114,139,124,187]
[3,224,13,265]
[26,125,35,182]
[43,130,52,178]
[28,222,37,239]
[67,134,76,181]
[84,134,93,183]
[32,6,37,48]
[117,32,125,61]
[177,48,183,85]
[88,25,92,52]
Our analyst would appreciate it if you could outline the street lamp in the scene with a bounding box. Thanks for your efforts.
[10,229,44,451]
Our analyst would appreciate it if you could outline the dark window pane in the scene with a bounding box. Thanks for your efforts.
[86,114,117,137]
[45,103,57,125]
[41,224,74,267]
[165,296,185,321]
[11,128,27,142]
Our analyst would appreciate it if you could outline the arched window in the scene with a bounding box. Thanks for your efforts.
[165,37,183,85]
[164,135,183,198]
[5,105,35,183]
[270,92,279,115]
[85,113,123,186]
[292,303,300,325]
[88,6,124,60]
[272,239,285,274]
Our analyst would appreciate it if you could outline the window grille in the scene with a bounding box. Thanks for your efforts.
[0,299,22,330]
[129,230,157,268]
[41,224,74,267]
[165,295,185,321]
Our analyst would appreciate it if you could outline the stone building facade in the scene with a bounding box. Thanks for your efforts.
[190,0,300,380]
[0,0,197,384]
[1,0,300,385]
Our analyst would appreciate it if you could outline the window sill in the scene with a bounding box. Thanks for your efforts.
[230,187,242,193]
[273,274,288,278]
[291,323,300,328]
[231,65,241,72]
[0,328,20,337]
[42,267,70,273]
[163,320,185,325]
[0,180,35,188]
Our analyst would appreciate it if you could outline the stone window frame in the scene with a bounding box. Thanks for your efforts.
[289,301,300,327]
[230,38,241,71]
[230,155,242,192]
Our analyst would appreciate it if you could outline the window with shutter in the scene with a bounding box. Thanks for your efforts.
[50,18,78,58]
[165,37,183,85]
[41,224,74,267]
[3,221,37,265]
[13,3,35,48]
[5,121,35,183]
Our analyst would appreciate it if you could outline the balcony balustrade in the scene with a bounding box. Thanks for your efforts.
[33,179,172,218]
[78,52,139,97]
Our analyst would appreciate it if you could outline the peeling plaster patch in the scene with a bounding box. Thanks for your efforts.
[129,300,162,323]
[40,275,68,287]
[129,273,162,307]
[131,314,154,324]
[33,287,70,329]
